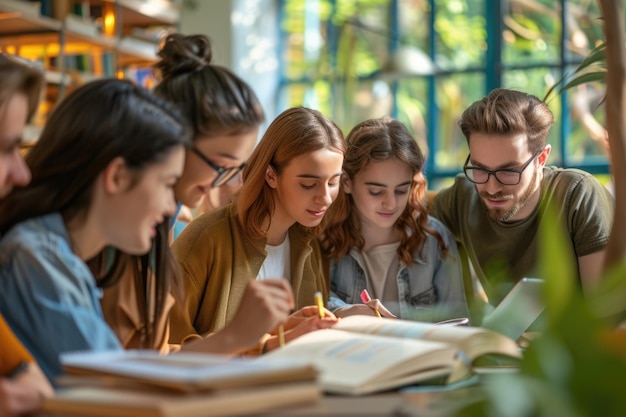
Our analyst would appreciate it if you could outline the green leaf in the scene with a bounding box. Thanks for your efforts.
[537,201,577,322]
[573,42,606,73]
[559,71,606,92]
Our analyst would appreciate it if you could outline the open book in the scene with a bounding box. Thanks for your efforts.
[43,350,320,417]
[261,316,522,395]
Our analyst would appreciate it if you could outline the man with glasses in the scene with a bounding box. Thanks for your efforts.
[432,88,614,305]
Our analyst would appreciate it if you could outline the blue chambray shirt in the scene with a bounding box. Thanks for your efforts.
[0,213,122,382]
[328,216,469,322]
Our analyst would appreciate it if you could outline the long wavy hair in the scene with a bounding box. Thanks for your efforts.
[0,79,192,348]
[321,117,448,265]
[237,107,345,239]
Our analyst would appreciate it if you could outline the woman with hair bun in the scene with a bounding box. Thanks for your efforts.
[97,34,297,356]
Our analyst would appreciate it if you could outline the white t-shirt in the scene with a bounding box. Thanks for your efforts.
[257,234,291,281]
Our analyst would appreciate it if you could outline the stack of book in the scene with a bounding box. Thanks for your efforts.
[44,350,320,417]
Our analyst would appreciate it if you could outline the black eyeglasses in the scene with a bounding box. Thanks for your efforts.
[190,147,246,188]
[463,149,542,186]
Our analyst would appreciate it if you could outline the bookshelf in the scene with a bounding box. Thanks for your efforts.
[0,0,180,136]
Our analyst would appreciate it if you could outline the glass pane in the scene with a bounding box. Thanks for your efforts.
[503,68,562,164]
[332,79,395,130]
[278,80,334,116]
[564,0,603,63]
[566,85,608,165]
[395,77,429,153]
[503,67,555,99]
[398,0,431,64]
[502,0,561,66]
[434,0,486,70]
[433,73,486,172]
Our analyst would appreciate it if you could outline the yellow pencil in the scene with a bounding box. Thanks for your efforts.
[278,324,285,347]
[314,291,325,318]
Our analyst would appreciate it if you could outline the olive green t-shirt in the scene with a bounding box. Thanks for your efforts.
[432,166,614,303]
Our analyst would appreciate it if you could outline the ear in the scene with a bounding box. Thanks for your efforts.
[265,165,278,189]
[341,173,352,194]
[102,156,132,195]
[538,145,551,166]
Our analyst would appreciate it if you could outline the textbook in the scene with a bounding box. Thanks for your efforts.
[44,350,320,417]
[57,350,317,393]
[261,316,522,395]
[44,382,319,417]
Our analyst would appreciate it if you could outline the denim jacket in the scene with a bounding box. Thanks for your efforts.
[0,213,122,381]
[328,216,468,321]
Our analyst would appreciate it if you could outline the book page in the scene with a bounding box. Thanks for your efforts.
[332,316,521,362]
[262,329,458,395]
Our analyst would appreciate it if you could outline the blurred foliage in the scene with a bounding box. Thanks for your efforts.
[455,201,626,417]
[279,0,610,179]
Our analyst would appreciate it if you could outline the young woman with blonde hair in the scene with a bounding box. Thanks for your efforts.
[170,107,345,351]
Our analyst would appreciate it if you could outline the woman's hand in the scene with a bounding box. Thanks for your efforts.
[263,307,338,352]
[334,299,396,319]
[190,279,295,354]
[0,363,53,417]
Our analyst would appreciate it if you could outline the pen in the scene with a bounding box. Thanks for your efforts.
[314,291,325,318]
[278,324,285,347]
[359,289,382,318]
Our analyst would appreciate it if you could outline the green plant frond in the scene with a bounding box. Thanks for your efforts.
[537,201,577,323]
[545,42,607,101]
[587,262,626,324]
[574,42,606,73]
[559,71,606,92]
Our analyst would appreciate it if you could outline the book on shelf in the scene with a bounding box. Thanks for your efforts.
[261,315,522,395]
[1,0,41,17]
[64,14,99,37]
[43,350,320,417]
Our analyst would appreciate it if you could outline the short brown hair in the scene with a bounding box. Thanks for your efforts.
[460,88,554,153]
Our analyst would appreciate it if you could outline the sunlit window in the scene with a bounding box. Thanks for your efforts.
[278,0,610,188]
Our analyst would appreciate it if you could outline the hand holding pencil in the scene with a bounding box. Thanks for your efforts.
[331,289,396,319]
[359,289,382,318]
[262,294,338,352]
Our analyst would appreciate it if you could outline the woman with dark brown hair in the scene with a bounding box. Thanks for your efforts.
[98,34,296,355]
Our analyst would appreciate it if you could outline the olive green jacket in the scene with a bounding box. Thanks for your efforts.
[169,203,329,344]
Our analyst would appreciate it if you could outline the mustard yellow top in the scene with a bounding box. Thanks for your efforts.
[0,313,33,376]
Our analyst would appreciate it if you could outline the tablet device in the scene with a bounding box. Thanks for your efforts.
[480,277,545,341]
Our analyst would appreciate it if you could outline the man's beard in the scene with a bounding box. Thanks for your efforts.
[480,169,538,222]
